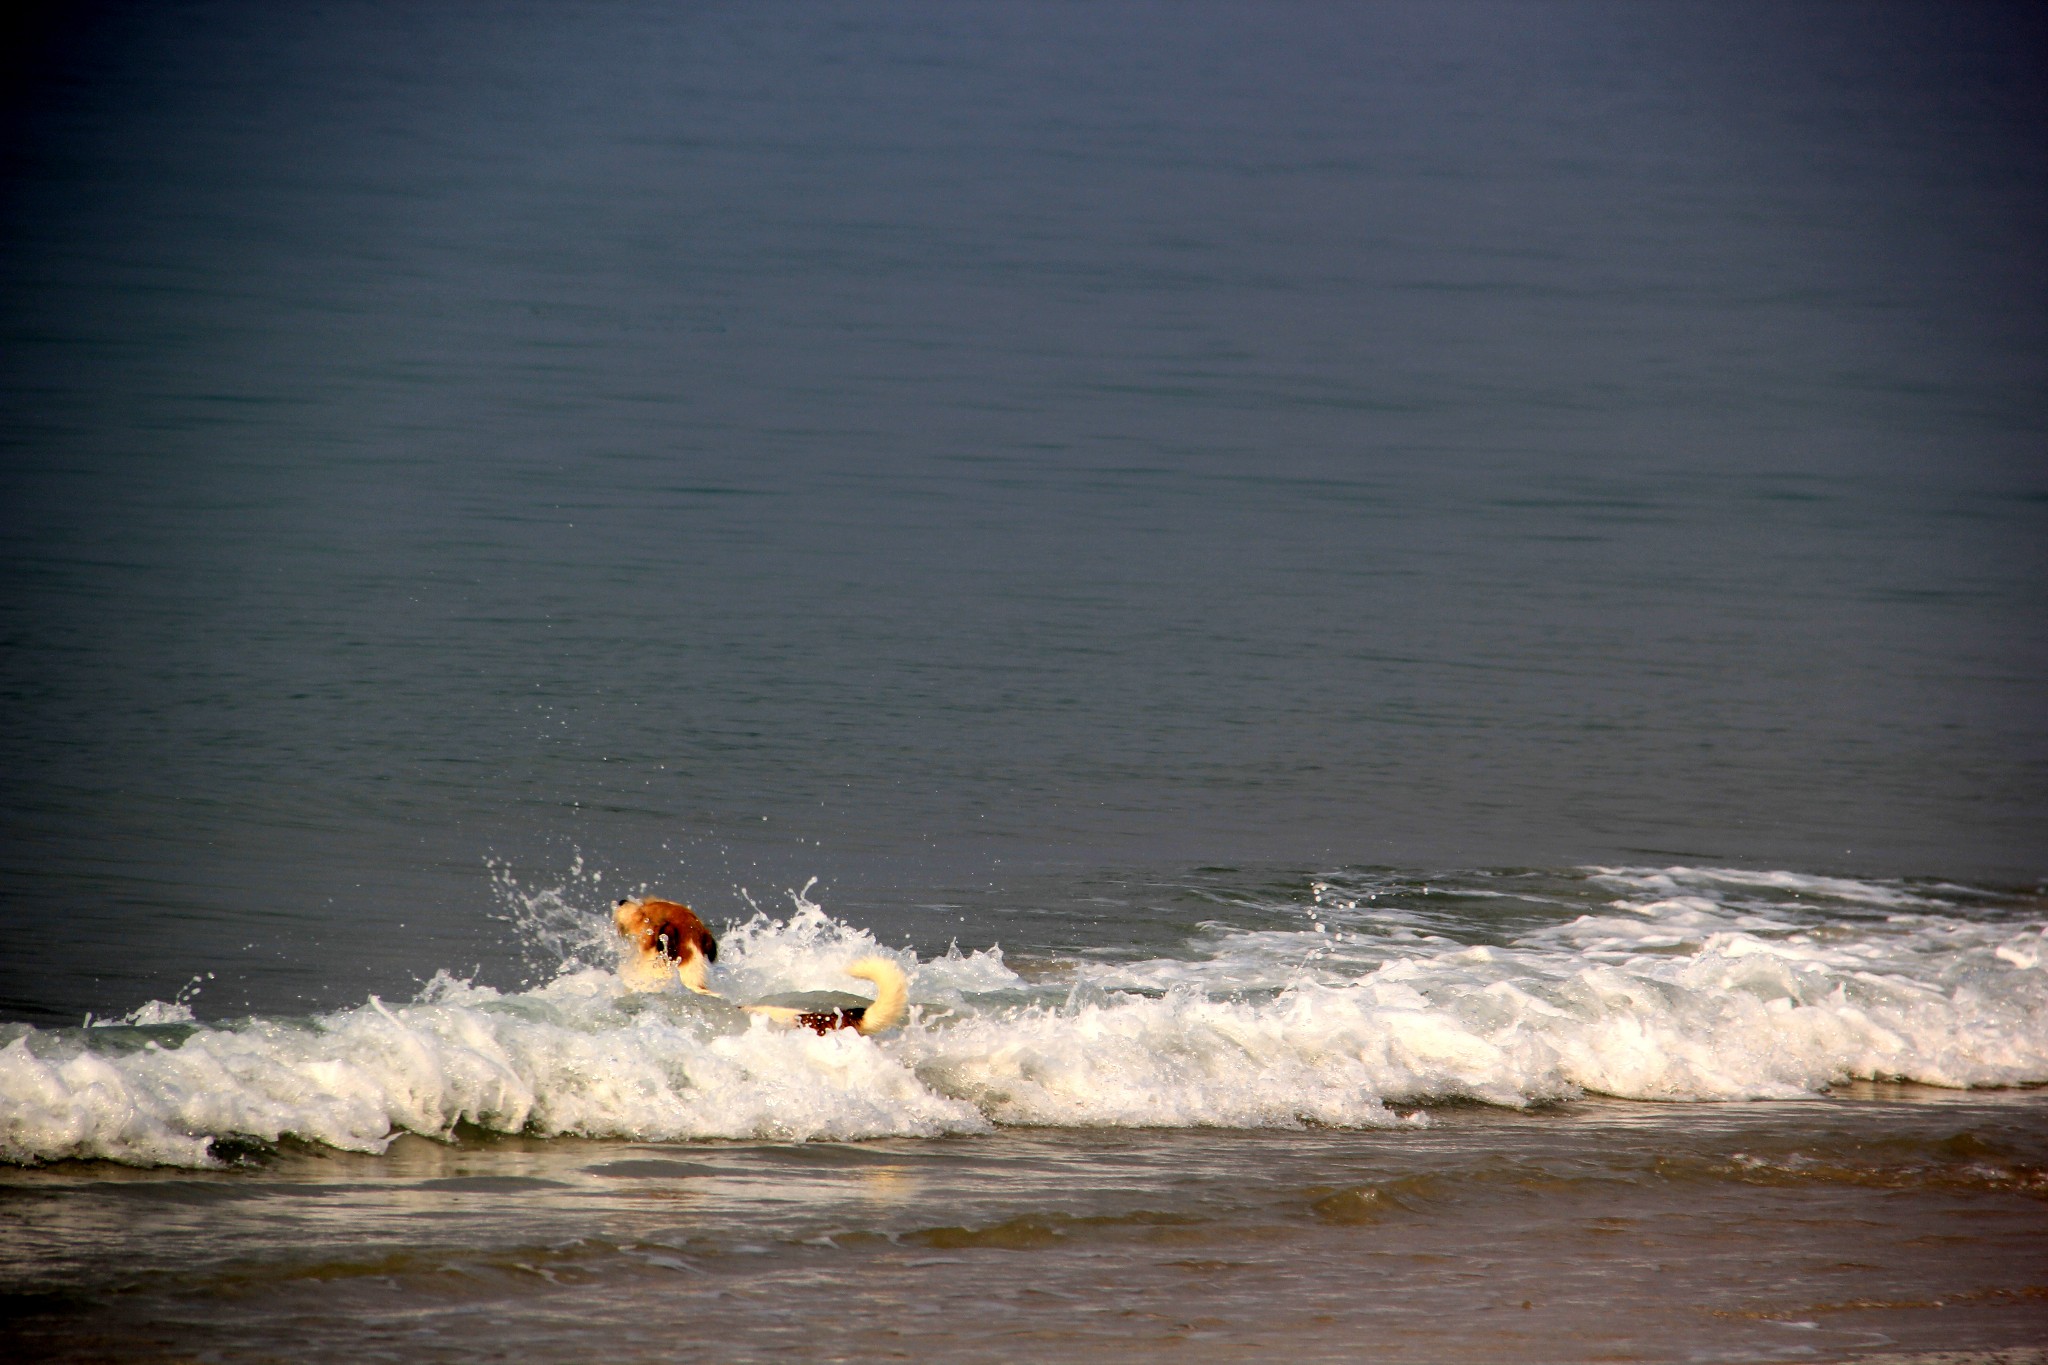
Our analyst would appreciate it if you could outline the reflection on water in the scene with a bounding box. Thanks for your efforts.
[5,1088,2045,1362]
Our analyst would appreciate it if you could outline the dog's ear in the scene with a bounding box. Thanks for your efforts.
[700,927,717,963]
[612,899,641,936]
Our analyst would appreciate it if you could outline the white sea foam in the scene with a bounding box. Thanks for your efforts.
[3,868,2044,1167]
[0,969,989,1168]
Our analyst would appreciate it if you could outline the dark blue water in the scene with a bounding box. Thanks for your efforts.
[2,0,2044,1027]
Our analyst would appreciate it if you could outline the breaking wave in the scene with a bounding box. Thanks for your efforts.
[3,868,2044,1167]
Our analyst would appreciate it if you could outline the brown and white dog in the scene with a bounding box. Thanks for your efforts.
[612,896,908,1037]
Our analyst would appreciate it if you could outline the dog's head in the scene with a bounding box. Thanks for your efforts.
[613,897,718,965]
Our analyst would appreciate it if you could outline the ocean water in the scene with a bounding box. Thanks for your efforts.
[5,868,2048,1360]
[2,1,2045,1360]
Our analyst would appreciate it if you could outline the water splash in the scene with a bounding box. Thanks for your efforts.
[3,867,2043,1168]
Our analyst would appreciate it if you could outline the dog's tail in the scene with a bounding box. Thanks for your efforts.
[845,958,909,1036]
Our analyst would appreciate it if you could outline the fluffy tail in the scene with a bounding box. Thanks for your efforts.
[845,958,909,1036]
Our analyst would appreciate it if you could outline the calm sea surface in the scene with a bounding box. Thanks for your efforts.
[2,2,2044,1360]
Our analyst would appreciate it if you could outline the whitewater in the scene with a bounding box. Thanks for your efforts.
[5,867,2044,1168]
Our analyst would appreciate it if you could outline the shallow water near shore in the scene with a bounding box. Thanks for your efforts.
[5,1089,2046,1362]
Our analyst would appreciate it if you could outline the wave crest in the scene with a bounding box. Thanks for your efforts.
[4,867,2044,1167]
